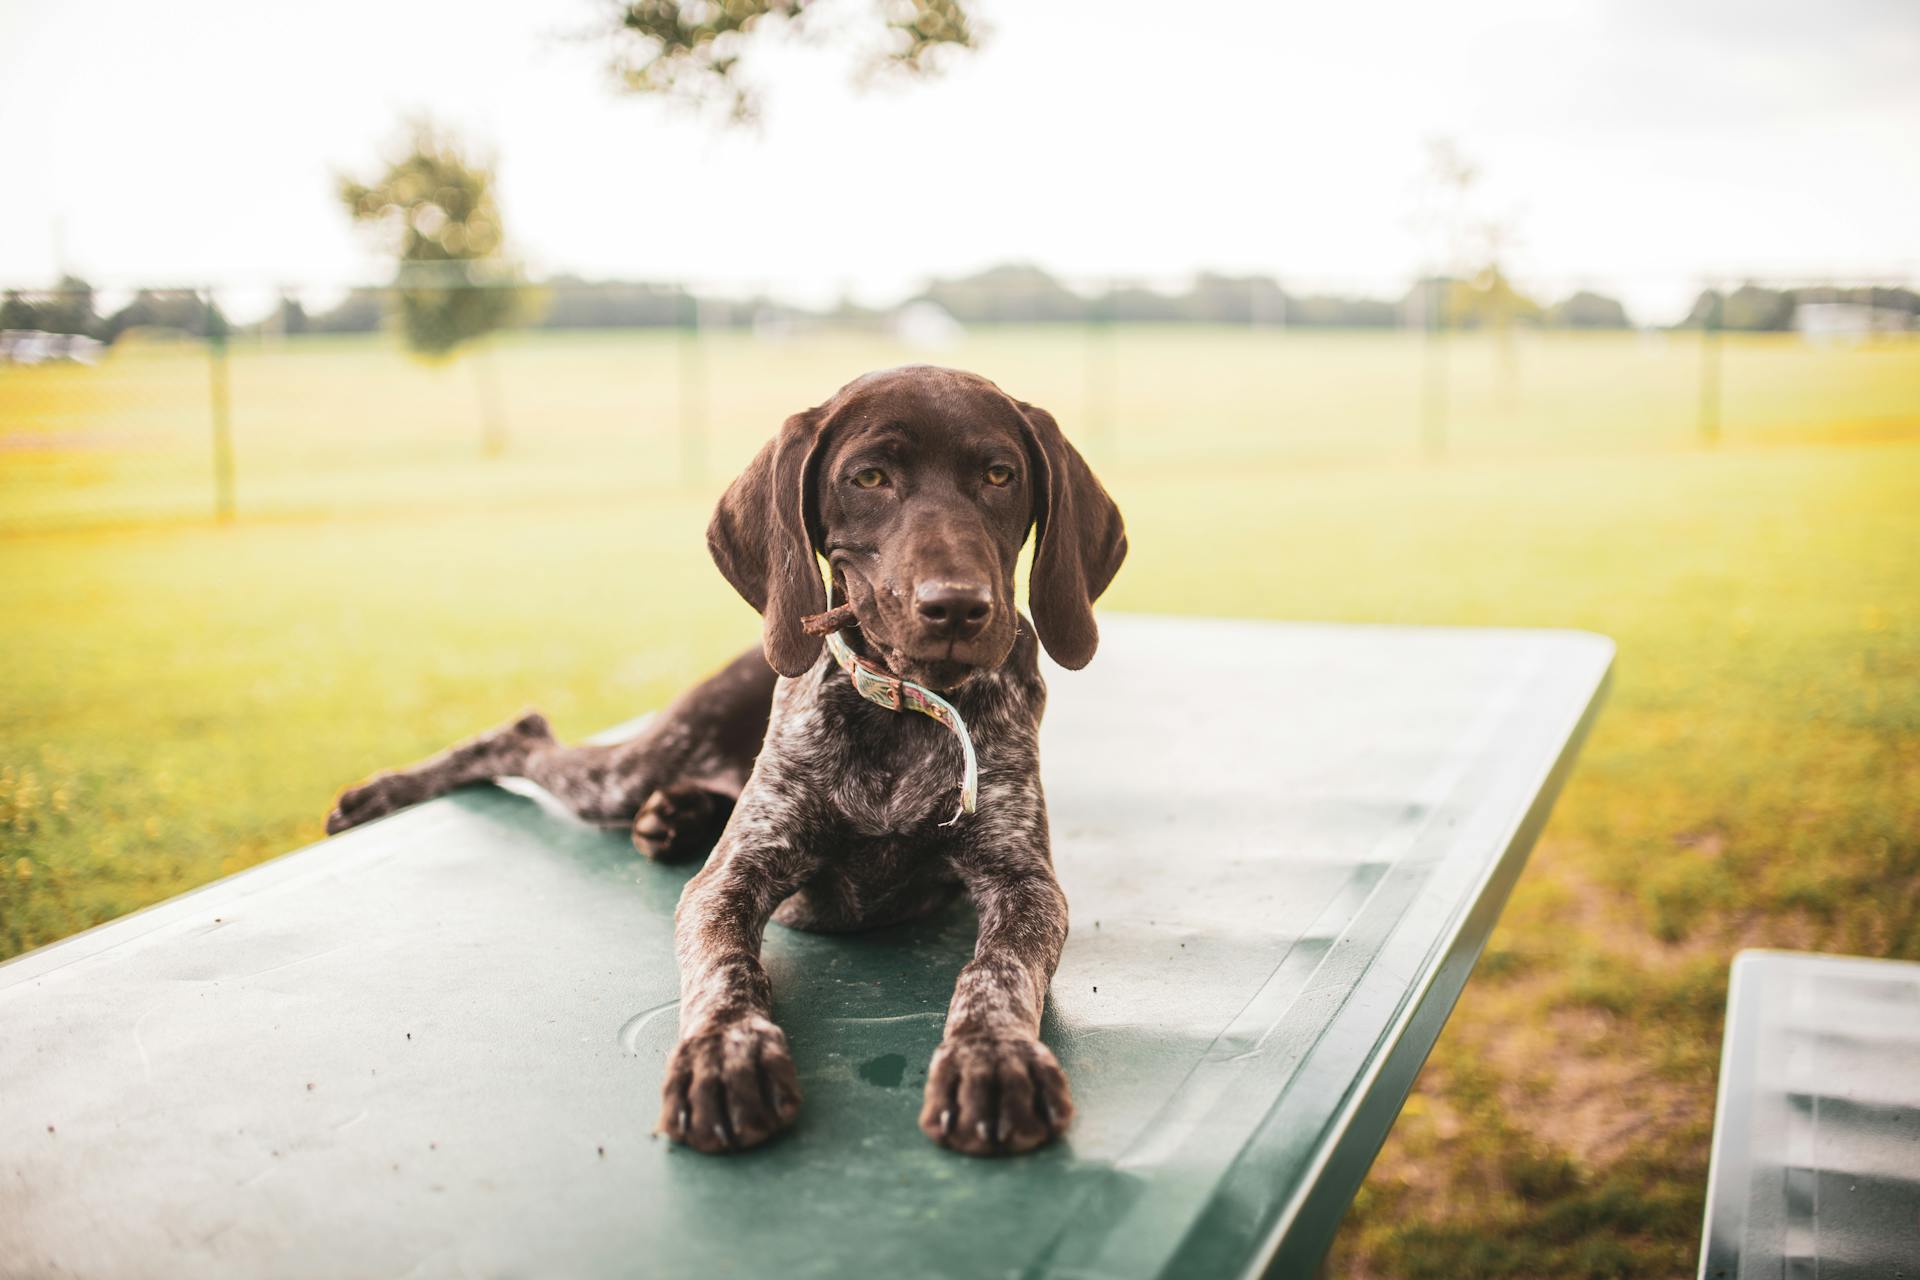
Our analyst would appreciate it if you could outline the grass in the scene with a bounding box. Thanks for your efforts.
[2,326,1917,1277]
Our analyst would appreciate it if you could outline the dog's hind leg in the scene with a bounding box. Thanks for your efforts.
[614,646,780,860]
[627,782,735,862]
[325,647,777,851]
[325,709,559,834]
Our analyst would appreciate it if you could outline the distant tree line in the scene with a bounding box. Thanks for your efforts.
[900,264,1407,327]
[0,278,229,342]
[271,264,1650,333]
[1678,283,1920,331]
[11,266,1919,344]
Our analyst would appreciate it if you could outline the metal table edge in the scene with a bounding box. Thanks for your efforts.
[1243,634,1617,1279]
[0,823,359,988]
[1694,946,1920,1280]
[0,726,655,990]
[1696,949,1762,1280]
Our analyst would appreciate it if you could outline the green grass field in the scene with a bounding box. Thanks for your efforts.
[3,327,1916,1277]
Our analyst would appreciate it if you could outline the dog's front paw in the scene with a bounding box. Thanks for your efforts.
[658,1016,801,1153]
[920,1034,1073,1156]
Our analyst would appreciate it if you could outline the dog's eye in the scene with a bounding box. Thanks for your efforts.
[984,464,1016,487]
[851,468,888,489]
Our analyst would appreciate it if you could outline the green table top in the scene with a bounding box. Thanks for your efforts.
[0,617,1611,1279]
[1699,950,1920,1280]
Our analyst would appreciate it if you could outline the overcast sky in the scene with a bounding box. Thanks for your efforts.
[2,0,1915,322]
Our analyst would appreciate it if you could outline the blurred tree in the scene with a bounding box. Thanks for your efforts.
[341,121,523,453]
[42,276,101,337]
[1407,141,1537,331]
[914,263,1084,323]
[1453,265,1542,330]
[1411,140,1478,285]
[340,122,522,358]
[537,275,691,328]
[607,0,978,122]
[0,291,34,330]
[1682,284,1794,331]
[1,276,102,338]
[1545,290,1632,329]
[1184,273,1291,325]
[1283,293,1397,328]
[275,295,311,337]
[101,289,224,342]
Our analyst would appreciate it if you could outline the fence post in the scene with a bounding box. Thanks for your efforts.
[205,288,236,522]
[472,340,507,457]
[1699,288,1722,447]
[1084,278,1116,454]
[678,288,706,488]
[1420,280,1448,460]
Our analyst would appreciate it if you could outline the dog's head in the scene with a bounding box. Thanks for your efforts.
[707,366,1126,690]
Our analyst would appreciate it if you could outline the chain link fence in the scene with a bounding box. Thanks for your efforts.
[3,271,1917,532]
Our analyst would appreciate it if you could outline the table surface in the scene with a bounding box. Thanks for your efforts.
[1698,950,1920,1280]
[1,616,1612,1280]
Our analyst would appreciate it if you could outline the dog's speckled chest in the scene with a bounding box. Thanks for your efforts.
[769,658,996,838]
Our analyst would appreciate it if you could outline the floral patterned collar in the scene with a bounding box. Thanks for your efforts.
[823,628,979,821]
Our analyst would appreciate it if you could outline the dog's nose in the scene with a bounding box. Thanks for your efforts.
[914,581,993,640]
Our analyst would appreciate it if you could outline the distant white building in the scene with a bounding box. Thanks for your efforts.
[0,330,106,365]
[891,300,964,350]
[1794,303,1912,343]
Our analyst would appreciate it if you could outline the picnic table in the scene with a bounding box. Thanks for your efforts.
[0,616,1612,1278]
[1698,950,1920,1280]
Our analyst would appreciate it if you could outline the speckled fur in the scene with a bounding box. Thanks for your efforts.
[326,366,1124,1158]
[661,619,1073,1155]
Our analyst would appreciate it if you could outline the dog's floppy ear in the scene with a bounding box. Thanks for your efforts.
[707,409,830,677]
[1018,401,1127,669]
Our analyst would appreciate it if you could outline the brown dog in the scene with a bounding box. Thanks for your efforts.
[327,366,1126,1154]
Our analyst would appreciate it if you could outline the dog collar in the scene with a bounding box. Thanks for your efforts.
[824,628,979,820]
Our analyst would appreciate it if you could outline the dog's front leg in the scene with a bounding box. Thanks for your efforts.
[659,835,808,1153]
[921,866,1074,1155]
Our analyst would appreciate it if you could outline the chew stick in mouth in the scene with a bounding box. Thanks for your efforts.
[801,602,859,636]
